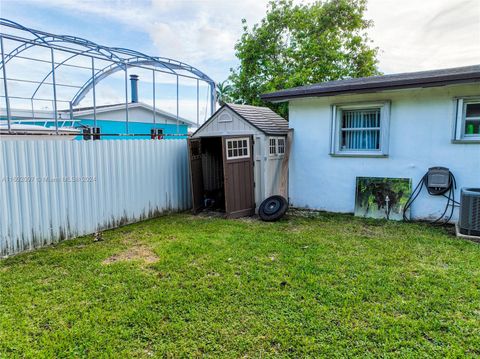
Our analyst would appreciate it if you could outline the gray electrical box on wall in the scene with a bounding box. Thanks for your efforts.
[427,167,450,189]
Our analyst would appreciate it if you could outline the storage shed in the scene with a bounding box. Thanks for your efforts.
[188,104,290,218]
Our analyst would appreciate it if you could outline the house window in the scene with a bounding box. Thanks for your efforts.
[226,137,250,159]
[331,102,390,156]
[454,98,480,142]
[269,137,286,156]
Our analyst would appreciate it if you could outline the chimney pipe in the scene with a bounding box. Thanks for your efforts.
[130,74,139,103]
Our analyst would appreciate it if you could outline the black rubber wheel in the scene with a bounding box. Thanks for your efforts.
[259,195,288,222]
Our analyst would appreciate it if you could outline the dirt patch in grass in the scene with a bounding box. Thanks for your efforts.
[102,245,158,265]
[237,215,260,223]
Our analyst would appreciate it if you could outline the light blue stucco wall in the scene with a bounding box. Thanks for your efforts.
[78,119,188,139]
[3,118,189,140]
[288,83,480,221]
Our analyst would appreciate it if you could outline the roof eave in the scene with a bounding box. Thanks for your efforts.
[261,75,480,102]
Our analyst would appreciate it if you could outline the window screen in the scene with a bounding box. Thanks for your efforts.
[226,138,250,159]
[340,109,381,150]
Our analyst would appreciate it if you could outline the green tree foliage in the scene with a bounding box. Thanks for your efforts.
[215,80,233,106]
[228,0,380,117]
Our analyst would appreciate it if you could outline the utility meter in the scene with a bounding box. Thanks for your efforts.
[425,167,452,195]
[403,166,456,224]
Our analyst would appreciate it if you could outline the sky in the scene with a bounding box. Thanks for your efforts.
[1,0,479,120]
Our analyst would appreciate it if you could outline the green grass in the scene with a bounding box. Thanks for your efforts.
[1,212,479,358]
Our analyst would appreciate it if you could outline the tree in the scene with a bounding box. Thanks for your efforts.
[215,80,233,106]
[228,0,380,117]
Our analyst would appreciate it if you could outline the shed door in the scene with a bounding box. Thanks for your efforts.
[223,136,255,218]
[188,138,204,213]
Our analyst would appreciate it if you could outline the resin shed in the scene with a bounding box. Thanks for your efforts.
[188,104,290,218]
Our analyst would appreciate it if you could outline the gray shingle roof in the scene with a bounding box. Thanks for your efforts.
[226,104,289,135]
[261,65,480,101]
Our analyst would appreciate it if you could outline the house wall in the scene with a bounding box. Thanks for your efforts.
[288,83,480,221]
[77,107,182,124]
[193,107,286,211]
[5,107,189,139]
[77,120,187,139]
[75,107,188,139]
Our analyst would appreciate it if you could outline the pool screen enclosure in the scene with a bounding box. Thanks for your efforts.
[0,18,216,137]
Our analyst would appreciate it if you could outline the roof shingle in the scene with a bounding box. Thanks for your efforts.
[226,104,289,135]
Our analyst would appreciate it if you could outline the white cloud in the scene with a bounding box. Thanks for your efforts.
[2,0,479,129]
[147,14,238,63]
[147,0,267,60]
[22,0,479,77]
[17,0,268,67]
[3,0,479,106]
[366,0,480,73]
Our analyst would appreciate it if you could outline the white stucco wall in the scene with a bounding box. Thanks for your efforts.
[288,83,480,221]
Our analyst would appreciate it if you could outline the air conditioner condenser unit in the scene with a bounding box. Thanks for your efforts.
[458,188,480,238]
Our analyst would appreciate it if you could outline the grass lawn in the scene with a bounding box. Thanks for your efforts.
[1,211,479,358]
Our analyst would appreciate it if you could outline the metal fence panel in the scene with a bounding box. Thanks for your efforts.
[0,140,191,257]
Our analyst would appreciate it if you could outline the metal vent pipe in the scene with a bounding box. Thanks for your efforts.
[130,74,139,103]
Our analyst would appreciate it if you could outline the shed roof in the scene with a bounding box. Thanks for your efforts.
[261,65,480,102]
[225,104,289,135]
[193,104,289,136]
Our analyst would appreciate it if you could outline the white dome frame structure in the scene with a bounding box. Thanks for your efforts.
[0,18,216,135]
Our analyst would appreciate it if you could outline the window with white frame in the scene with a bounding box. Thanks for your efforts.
[331,102,390,156]
[269,136,286,156]
[226,137,250,159]
[454,97,480,141]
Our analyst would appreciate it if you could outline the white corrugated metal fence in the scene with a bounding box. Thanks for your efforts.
[0,140,191,257]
